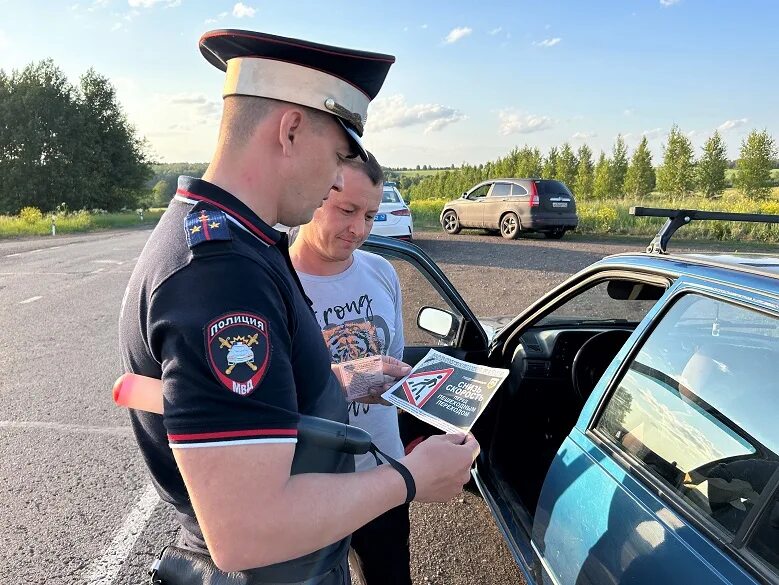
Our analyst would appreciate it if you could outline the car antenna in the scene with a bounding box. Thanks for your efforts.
[630,207,779,254]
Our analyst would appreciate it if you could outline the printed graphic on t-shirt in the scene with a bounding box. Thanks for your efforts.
[319,293,375,327]
[321,316,391,363]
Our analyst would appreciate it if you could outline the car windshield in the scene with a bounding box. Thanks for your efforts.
[536,280,664,327]
[382,188,403,204]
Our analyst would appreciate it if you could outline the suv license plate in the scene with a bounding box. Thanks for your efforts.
[375,213,387,221]
[552,202,568,208]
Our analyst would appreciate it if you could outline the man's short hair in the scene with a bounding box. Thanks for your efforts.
[219,96,339,149]
[345,151,384,186]
[219,95,279,148]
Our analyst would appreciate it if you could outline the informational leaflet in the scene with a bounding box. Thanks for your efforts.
[336,355,384,400]
[382,349,509,434]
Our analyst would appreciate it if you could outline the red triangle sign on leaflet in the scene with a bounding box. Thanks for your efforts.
[401,368,454,407]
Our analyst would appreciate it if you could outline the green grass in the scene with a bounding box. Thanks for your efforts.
[391,169,445,178]
[6,188,779,243]
[725,168,779,182]
[0,209,165,238]
[409,198,448,229]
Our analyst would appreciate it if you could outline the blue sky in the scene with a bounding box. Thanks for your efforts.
[1,0,776,167]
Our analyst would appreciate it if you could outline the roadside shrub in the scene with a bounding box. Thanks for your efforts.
[409,199,447,227]
[19,206,43,224]
[64,209,93,230]
[578,205,619,233]
[759,201,779,215]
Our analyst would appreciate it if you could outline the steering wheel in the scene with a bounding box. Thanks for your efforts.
[571,330,633,402]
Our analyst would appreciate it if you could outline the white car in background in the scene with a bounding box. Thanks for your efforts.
[371,183,413,240]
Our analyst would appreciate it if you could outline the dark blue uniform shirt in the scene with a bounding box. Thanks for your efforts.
[119,176,352,581]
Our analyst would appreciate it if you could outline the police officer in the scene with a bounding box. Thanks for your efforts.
[119,29,479,584]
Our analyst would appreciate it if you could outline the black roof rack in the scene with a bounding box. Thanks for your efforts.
[630,207,779,254]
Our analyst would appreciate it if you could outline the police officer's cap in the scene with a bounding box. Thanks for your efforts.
[199,29,395,160]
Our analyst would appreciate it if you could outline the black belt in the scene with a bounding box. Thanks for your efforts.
[149,546,347,585]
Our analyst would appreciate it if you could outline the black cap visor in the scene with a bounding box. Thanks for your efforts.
[337,118,367,161]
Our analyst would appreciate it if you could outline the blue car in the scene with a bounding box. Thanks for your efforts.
[364,207,779,585]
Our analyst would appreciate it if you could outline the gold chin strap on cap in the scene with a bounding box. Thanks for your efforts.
[223,57,369,135]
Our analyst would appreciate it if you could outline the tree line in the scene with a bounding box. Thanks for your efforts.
[3,59,776,215]
[148,162,209,206]
[0,60,151,214]
[406,126,778,202]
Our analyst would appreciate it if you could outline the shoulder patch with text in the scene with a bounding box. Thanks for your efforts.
[205,312,270,396]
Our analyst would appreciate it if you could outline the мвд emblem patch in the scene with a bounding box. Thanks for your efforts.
[205,312,270,396]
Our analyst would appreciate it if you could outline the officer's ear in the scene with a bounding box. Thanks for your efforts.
[278,108,304,156]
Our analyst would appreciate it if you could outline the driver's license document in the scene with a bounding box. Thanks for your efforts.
[382,349,509,434]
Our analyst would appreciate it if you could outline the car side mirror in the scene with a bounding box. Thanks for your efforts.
[417,306,458,340]
[461,192,468,198]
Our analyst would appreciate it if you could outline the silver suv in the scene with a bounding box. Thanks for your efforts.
[440,178,579,239]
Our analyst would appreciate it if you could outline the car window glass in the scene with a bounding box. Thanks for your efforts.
[596,294,779,537]
[490,183,511,197]
[536,180,573,196]
[747,488,779,576]
[382,188,402,204]
[470,184,490,198]
[511,184,528,196]
[377,256,465,347]
[537,280,662,326]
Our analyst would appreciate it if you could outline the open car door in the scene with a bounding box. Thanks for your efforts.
[361,235,489,365]
[360,235,490,446]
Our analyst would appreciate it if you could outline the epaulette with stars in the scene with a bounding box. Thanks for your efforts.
[185,208,232,248]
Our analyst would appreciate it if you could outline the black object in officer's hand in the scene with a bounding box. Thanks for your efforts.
[297,415,372,455]
[112,374,372,454]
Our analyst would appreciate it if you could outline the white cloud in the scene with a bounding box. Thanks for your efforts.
[111,22,123,31]
[0,29,8,50]
[717,118,748,132]
[642,128,664,139]
[424,114,468,134]
[572,131,597,140]
[420,24,428,29]
[128,0,178,7]
[489,27,502,36]
[205,10,228,24]
[534,37,561,48]
[444,27,472,44]
[232,2,255,18]
[498,110,554,135]
[169,93,221,118]
[367,94,466,134]
[660,0,681,5]
[623,108,634,116]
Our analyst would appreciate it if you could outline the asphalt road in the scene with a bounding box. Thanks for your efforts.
[0,227,660,584]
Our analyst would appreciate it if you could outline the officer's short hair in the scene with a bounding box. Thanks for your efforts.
[220,95,338,148]
[345,151,384,187]
[219,95,278,147]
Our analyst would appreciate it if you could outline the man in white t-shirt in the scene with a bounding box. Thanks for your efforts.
[289,152,411,585]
